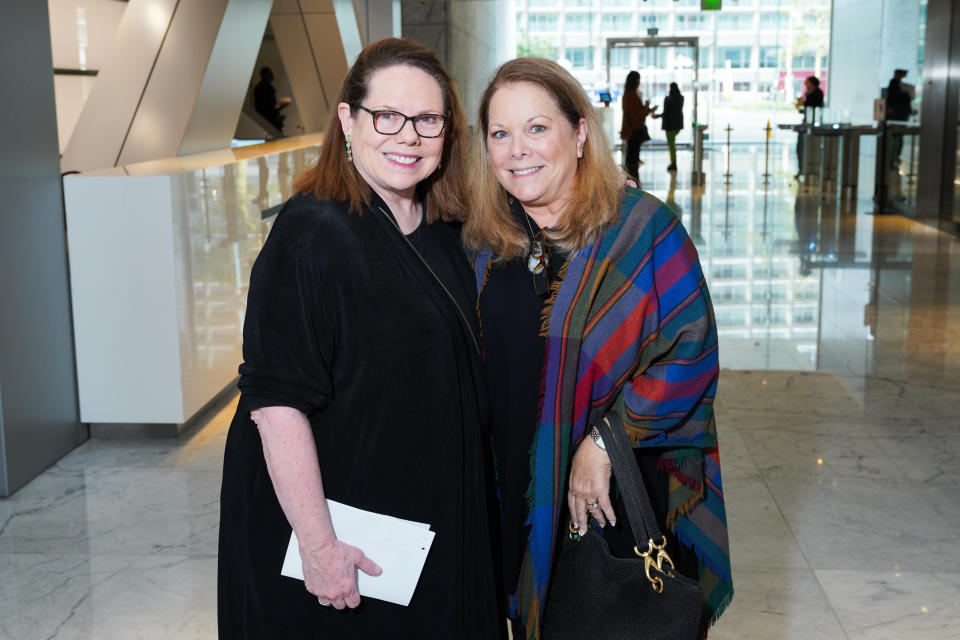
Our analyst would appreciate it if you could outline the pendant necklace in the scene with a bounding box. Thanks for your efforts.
[522,210,549,276]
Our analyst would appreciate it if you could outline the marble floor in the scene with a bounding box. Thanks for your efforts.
[2,145,959,638]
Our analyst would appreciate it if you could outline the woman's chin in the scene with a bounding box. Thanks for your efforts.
[501,185,546,208]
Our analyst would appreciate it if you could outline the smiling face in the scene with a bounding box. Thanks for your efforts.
[485,82,587,218]
[338,64,445,207]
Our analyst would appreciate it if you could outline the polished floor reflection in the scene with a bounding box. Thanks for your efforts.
[1,146,959,638]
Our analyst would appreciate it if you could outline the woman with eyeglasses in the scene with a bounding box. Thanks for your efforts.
[464,58,733,639]
[218,38,500,639]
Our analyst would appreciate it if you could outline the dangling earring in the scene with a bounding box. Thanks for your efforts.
[345,134,352,162]
[577,145,583,158]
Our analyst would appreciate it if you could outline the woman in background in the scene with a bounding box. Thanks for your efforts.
[794,75,824,178]
[653,82,684,172]
[619,70,656,182]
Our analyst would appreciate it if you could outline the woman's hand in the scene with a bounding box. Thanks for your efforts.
[252,406,382,609]
[301,537,382,609]
[567,436,615,535]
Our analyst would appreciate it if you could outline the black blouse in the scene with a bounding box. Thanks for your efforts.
[478,200,563,593]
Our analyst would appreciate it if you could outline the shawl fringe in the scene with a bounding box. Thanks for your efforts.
[665,479,705,531]
[538,260,571,338]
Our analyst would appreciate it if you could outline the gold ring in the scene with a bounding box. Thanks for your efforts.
[318,598,332,606]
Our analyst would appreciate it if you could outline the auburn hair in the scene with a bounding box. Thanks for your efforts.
[462,57,622,259]
[293,38,469,222]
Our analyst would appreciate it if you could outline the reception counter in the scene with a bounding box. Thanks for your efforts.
[63,134,323,435]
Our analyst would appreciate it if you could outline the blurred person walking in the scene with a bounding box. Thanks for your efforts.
[619,70,656,181]
[652,82,684,172]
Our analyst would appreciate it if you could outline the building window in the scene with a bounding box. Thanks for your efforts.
[609,47,632,68]
[601,13,632,32]
[566,46,593,68]
[528,0,557,6]
[564,13,591,31]
[638,14,660,29]
[565,0,591,6]
[733,82,752,91]
[698,46,711,69]
[676,14,711,31]
[718,13,753,30]
[719,46,751,68]
[759,12,784,30]
[528,13,559,32]
[759,46,778,68]
[792,52,817,69]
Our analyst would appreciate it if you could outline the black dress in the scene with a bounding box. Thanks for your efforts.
[218,192,500,639]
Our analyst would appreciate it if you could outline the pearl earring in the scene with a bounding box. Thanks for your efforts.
[577,145,583,158]
[345,134,352,162]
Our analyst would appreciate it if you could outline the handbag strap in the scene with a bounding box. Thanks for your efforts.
[594,412,663,547]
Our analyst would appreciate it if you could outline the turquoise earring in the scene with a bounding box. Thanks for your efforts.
[345,134,352,162]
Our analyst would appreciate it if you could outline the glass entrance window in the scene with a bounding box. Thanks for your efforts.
[513,0,832,142]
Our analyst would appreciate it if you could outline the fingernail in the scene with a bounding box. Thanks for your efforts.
[572,521,578,529]
[611,520,617,527]
[599,522,605,528]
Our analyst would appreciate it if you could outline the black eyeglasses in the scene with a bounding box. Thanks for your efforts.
[354,105,447,138]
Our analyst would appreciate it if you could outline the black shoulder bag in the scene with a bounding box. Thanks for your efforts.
[542,412,703,639]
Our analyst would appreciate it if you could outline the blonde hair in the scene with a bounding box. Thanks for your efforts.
[463,57,622,259]
[293,38,469,222]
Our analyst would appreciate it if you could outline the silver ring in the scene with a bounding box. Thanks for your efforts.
[318,598,332,606]
[587,501,600,509]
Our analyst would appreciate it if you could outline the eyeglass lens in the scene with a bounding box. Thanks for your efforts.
[373,111,445,137]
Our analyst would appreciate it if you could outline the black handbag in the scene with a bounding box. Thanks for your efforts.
[637,123,651,144]
[542,413,703,640]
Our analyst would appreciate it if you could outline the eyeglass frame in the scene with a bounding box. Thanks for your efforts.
[353,105,448,138]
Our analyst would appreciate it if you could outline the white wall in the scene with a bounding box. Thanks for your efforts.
[47,0,127,153]
[448,0,515,120]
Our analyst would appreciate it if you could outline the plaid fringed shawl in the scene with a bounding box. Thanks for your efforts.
[473,189,733,639]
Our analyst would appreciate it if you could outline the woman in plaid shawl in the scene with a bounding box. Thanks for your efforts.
[464,58,733,639]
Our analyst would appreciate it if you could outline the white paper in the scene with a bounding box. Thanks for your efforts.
[281,500,435,607]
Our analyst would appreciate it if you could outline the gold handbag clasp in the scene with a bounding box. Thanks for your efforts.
[568,519,586,542]
[634,536,675,593]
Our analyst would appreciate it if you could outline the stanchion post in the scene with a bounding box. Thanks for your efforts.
[762,119,772,186]
[723,124,733,185]
[907,133,917,186]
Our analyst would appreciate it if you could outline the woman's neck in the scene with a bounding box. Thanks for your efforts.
[374,188,422,234]
[523,199,566,230]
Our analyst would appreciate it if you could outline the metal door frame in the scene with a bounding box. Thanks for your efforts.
[605,37,700,129]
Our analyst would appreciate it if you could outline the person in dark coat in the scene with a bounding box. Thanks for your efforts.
[619,70,656,182]
[652,82,684,171]
[885,69,912,169]
[795,76,824,178]
[253,67,288,133]
[218,38,501,639]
